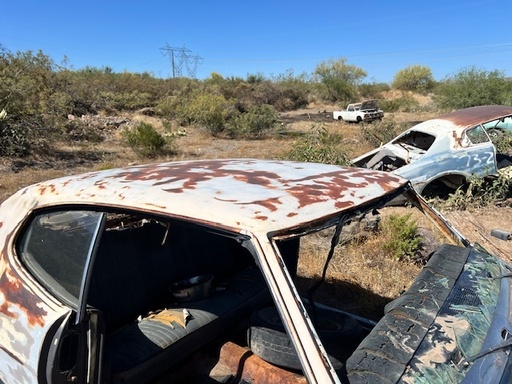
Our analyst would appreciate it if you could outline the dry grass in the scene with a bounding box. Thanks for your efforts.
[295,206,448,320]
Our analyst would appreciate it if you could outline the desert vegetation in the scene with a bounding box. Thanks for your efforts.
[1,48,512,307]
[1,48,511,161]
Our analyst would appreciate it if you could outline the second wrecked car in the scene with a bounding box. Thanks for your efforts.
[352,105,512,196]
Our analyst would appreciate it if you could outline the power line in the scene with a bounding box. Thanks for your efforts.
[159,43,202,78]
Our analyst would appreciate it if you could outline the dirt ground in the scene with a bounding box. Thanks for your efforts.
[443,206,512,263]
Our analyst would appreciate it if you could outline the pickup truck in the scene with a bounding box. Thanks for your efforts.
[333,99,384,123]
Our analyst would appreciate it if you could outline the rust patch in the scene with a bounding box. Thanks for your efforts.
[437,105,512,128]
[37,184,57,196]
[212,341,307,384]
[452,130,464,147]
[94,180,108,189]
[0,271,46,328]
[0,234,47,328]
[245,197,282,212]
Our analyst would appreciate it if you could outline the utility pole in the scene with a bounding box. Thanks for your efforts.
[160,43,202,78]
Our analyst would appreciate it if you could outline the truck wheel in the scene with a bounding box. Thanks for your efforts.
[337,116,343,121]
[356,116,362,123]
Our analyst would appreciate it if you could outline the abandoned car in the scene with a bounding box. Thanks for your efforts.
[1,159,512,383]
[352,105,512,196]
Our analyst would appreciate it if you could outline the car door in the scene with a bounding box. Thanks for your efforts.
[44,309,104,384]
[17,210,106,384]
[449,124,497,177]
[46,210,106,384]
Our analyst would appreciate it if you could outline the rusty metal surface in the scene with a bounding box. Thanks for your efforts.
[435,105,512,128]
[0,199,69,383]
[0,225,68,383]
[409,105,512,140]
[212,341,307,384]
[16,159,408,234]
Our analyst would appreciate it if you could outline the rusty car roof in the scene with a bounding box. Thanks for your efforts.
[436,105,512,127]
[17,159,408,233]
[411,105,512,135]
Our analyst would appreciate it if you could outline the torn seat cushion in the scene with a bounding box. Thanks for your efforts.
[105,266,269,383]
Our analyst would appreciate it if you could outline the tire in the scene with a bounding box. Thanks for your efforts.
[248,326,345,371]
[487,128,503,140]
[250,306,361,339]
[487,128,504,143]
[337,116,343,121]
[248,306,362,370]
[356,116,362,123]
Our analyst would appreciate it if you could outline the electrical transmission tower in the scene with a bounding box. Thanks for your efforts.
[185,54,204,78]
[160,43,202,78]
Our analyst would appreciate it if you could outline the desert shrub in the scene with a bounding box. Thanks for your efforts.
[175,92,233,136]
[434,67,512,109]
[438,172,512,210]
[492,131,512,156]
[382,213,422,262]
[206,70,310,113]
[380,94,420,112]
[392,65,435,94]
[0,50,68,153]
[238,81,302,112]
[58,67,112,115]
[101,90,153,111]
[287,125,350,165]
[313,58,367,103]
[192,93,233,135]
[358,118,404,148]
[270,70,311,111]
[157,96,173,117]
[358,82,390,99]
[123,122,167,158]
[226,104,277,138]
[0,112,30,156]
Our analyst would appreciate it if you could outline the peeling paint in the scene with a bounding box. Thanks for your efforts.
[14,160,408,234]
[402,251,502,383]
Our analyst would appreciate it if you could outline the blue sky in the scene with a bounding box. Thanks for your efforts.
[1,0,511,83]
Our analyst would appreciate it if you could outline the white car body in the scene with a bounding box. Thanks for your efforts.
[1,159,511,383]
[333,100,384,123]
